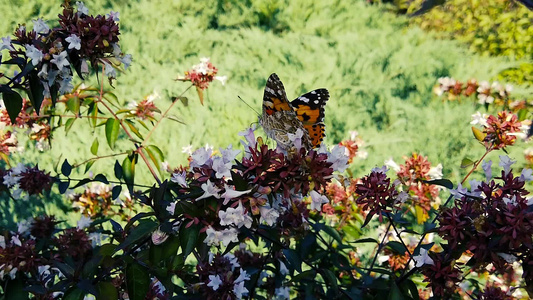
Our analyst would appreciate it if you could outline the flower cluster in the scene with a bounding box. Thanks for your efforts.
[386,153,442,223]
[126,91,161,121]
[178,57,227,90]
[471,111,528,150]
[0,214,98,298]
[2,163,53,200]
[435,156,533,296]
[69,182,136,219]
[195,252,251,299]
[434,77,528,110]
[354,167,399,223]
[0,1,130,99]
[165,128,346,247]
[338,130,367,163]
[0,98,51,153]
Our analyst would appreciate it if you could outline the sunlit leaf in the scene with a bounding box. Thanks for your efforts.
[105,118,120,149]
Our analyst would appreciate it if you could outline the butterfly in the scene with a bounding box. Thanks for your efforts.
[258,73,329,151]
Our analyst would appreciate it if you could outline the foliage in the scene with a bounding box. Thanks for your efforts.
[0,2,532,299]
[408,0,533,85]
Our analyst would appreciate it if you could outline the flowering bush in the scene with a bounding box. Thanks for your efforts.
[0,2,532,300]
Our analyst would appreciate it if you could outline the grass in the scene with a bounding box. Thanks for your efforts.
[0,0,532,227]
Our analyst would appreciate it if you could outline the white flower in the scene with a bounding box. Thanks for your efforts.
[38,265,51,277]
[384,158,400,172]
[196,180,221,201]
[218,201,252,228]
[0,236,5,248]
[0,36,14,51]
[221,144,240,164]
[65,34,81,50]
[51,51,70,69]
[33,18,50,34]
[477,93,494,105]
[396,191,409,204]
[470,112,489,127]
[275,286,290,300]
[204,227,240,246]
[279,260,289,275]
[327,145,349,173]
[309,190,329,212]
[221,184,251,205]
[520,168,533,182]
[233,281,248,299]
[89,232,107,247]
[498,155,516,175]
[191,147,212,167]
[428,163,443,180]
[413,248,434,267]
[481,160,492,181]
[502,195,517,206]
[77,215,92,229]
[259,205,279,226]
[225,253,240,269]
[371,166,388,174]
[239,127,257,149]
[107,11,120,21]
[166,202,176,215]
[11,235,22,247]
[181,144,193,155]
[8,267,17,280]
[468,179,482,197]
[287,128,305,151]
[58,76,74,94]
[171,171,188,187]
[212,157,231,179]
[121,54,132,69]
[214,75,227,85]
[449,183,467,200]
[76,1,89,15]
[26,44,44,65]
[235,269,250,284]
[207,274,223,291]
[38,64,48,79]
[104,62,117,78]
[497,253,517,263]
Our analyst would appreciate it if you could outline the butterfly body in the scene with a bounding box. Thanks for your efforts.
[259,73,329,151]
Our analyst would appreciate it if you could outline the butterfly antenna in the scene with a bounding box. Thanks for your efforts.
[238,96,260,115]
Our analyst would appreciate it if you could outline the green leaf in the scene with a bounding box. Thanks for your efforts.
[27,71,44,115]
[114,160,123,179]
[115,219,158,252]
[58,180,70,193]
[90,138,99,155]
[460,158,475,168]
[65,118,76,134]
[387,281,405,300]
[386,241,407,254]
[145,145,164,177]
[62,159,72,177]
[179,224,200,260]
[472,126,486,142]
[112,185,122,200]
[62,288,84,300]
[320,268,338,293]
[282,249,302,273]
[96,282,118,300]
[105,118,120,149]
[422,178,453,189]
[4,279,29,299]
[124,119,144,140]
[122,154,136,192]
[66,96,81,114]
[84,160,95,174]
[125,263,150,300]
[2,89,23,125]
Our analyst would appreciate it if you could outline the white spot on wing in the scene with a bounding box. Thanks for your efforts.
[299,96,309,103]
[314,100,319,104]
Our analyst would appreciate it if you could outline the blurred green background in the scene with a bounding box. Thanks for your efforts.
[0,0,532,227]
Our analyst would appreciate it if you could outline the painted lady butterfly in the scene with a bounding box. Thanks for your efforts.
[259,73,329,151]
